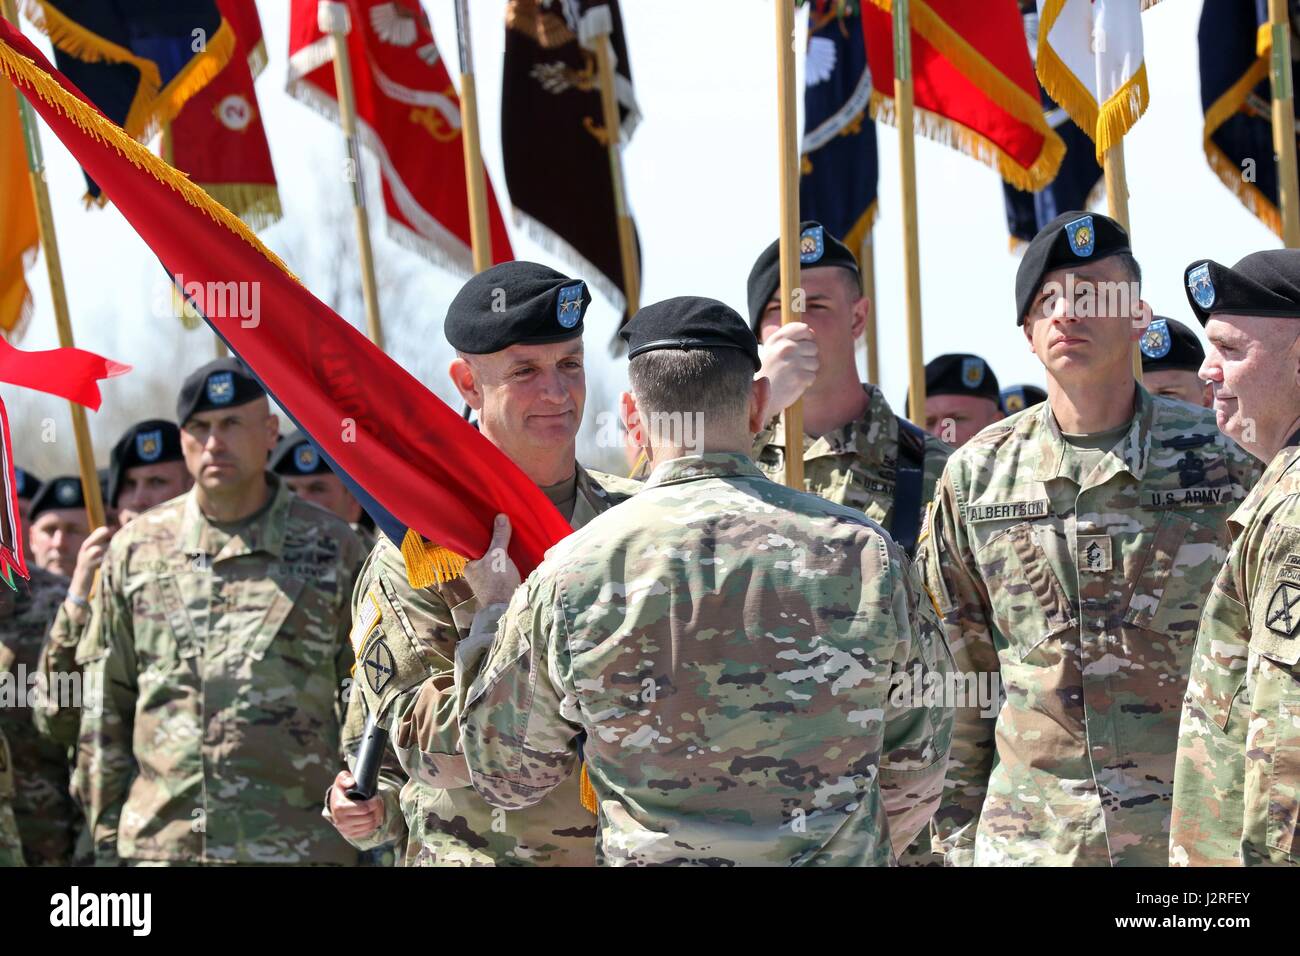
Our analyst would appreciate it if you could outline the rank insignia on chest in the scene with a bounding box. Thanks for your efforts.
[361,636,395,694]
[1266,582,1300,637]
[1078,534,1112,573]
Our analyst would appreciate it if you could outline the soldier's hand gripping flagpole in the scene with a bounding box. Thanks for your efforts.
[1,0,105,532]
[893,0,926,424]
[454,0,492,274]
[319,0,385,350]
[776,0,803,490]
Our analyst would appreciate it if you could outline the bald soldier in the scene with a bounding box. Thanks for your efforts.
[324,262,638,866]
[1139,316,1212,408]
[920,353,1005,448]
[1170,250,1300,866]
[748,221,951,559]
[455,296,953,866]
[271,430,375,550]
[77,358,364,865]
[922,211,1260,866]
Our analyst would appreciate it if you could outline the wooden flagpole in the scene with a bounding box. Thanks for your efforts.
[1102,143,1141,380]
[776,0,803,490]
[590,11,640,318]
[894,0,925,424]
[1269,0,1300,248]
[453,0,492,273]
[2,0,105,531]
[859,231,879,384]
[319,1,384,350]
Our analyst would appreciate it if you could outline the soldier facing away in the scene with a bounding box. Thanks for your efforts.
[922,211,1260,866]
[1170,249,1300,866]
[323,262,638,866]
[76,358,365,865]
[455,295,954,866]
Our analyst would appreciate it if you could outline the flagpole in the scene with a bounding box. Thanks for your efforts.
[859,231,879,385]
[319,1,384,350]
[453,0,492,273]
[2,0,106,532]
[894,0,925,424]
[590,10,640,318]
[775,0,804,490]
[1103,143,1142,380]
[1269,0,1300,248]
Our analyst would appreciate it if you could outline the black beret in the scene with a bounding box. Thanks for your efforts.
[745,220,860,331]
[445,261,590,354]
[924,353,1001,402]
[1015,211,1131,325]
[14,467,41,500]
[108,419,184,507]
[1183,250,1300,324]
[176,357,266,425]
[1000,384,1047,415]
[1140,316,1205,373]
[620,296,761,371]
[28,475,85,521]
[270,430,331,477]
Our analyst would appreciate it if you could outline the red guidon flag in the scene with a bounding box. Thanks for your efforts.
[861,0,1064,191]
[0,15,567,586]
[165,0,280,230]
[286,0,513,272]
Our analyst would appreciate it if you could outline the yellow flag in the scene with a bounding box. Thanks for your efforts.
[0,79,37,338]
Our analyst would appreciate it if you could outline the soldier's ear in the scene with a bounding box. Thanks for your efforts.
[749,376,772,435]
[448,356,483,410]
[1132,300,1153,340]
[850,294,870,340]
[619,391,641,445]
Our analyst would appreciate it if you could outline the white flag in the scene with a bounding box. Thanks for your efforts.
[1036,0,1161,160]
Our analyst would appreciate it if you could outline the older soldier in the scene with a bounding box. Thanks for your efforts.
[455,296,953,866]
[748,221,951,559]
[270,430,375,550]
[920,353,1004,448]
[36,421,193,753]
[76,358,364,865]
[27,477,90,577]
[1170,250,1300,866]
[0,562,76,864]
[1140,316,1211,408]
[923,211,1260,867]
[323,262,638,866]
[0,727,22,866]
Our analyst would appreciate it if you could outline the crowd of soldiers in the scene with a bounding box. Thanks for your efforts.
[0,208,1295,867]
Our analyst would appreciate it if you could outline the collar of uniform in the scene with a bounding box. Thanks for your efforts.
[1032,383,1153,483]
[571,463,609,530]
[644,452,764,489]
[768,383,892,465]
[178,473,291,560]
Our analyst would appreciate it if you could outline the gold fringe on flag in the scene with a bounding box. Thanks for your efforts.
[843,200,878,271]
[1201,40,1279,236]
[0,36,298,284]
[146,17,234,143]
[579,763,598,814]
[20,0,162,88]
[400,529,467,588]
[201,183,283,231]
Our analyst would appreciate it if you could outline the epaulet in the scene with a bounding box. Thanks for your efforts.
[582,467,643,499]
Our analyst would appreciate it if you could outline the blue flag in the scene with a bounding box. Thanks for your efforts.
[799,3,877,257]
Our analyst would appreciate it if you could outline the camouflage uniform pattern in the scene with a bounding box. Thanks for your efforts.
[458,453,954,866]
[0,726,22,866]
[34,596,91,751]
[922,388,1260,866]
[1171,438,1300,866]
[755,384,951,533]
[332,465,639,866]
[0,565,79,865]
[76,477,365,864]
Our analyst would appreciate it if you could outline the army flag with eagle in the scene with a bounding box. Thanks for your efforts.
[861,0,1064,191]
[799,2,879,262]
[165,0,281,230]
[502,0,640,320]
[19,0,236,204]
[286,0,513,272]
[1199,0,1300,237]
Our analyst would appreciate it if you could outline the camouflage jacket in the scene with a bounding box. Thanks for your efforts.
[0,565,78,865]
[754,384,952,548]
[0,726,22,866]
[332,464,639,866]
[922,387,1260,866]
[1171,436,1300,866]
[34,595,91,751]
[76,477,365,864]
[458,453,954,867]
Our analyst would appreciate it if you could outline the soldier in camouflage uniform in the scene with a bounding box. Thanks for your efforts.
[922,212,1260,867]
[271,430,376,551]
[76,359,364,865]
[36,420,191,753]
[0,564,77,864]
[0,725,23,866]
[324,262,637,866]
[1170,250,1300,866]
[456,296,953,866]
